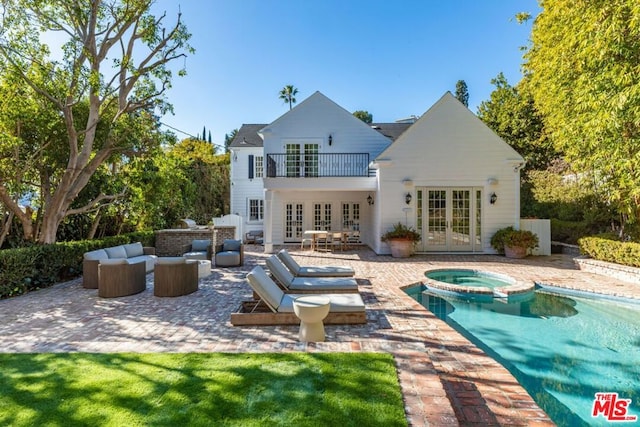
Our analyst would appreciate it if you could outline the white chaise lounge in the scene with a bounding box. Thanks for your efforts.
[276,249,355,277]
[265,255,358,293]
[230,266,366,326]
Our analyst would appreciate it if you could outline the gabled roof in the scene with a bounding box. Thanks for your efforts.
[370,122,411,141]
[229,124,265,148]
[375,91,524,161]
[230,121,411,148]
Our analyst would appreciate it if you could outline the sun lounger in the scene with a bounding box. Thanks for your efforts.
[230,266,366,326]
[276,249,355,277]
[265,255,358,293]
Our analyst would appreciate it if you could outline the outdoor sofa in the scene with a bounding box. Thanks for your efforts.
[97,259,146,298]
[83,242,157,289]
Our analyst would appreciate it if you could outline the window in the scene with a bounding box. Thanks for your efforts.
[249,199,264,221]
[255,156,263,178]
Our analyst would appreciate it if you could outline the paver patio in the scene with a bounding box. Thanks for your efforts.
[1,247,638,426]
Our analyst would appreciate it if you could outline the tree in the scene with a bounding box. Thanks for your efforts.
[224,128,238,153]
[353,110,373,124]
[0,0,192,243]
[455,80,469,107]
[523,0,640,229]
[279,85,298,110]
[477,73,556,171]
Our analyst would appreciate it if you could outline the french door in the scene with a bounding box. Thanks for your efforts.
[284,202,304,242]
[416,187,482,252]
[285,143,319,177]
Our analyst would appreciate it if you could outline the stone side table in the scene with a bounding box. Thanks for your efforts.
[292,295,331,342]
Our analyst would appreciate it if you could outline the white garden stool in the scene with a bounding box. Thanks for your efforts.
[292,295,331,342]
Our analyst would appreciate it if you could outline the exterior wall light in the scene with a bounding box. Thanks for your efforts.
[328,134,333,146]
[490,192,497,204]
[367,194,374,205]
[405,192,412,205]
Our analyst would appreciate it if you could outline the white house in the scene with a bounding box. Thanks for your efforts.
[229,91,524,254]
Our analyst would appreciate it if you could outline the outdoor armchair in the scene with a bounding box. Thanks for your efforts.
[154,257,199,297]
[182,239,212,261]
[244,230,264,244]
[215,239,244,267]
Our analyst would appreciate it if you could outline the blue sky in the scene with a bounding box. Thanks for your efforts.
[157,1,540,146]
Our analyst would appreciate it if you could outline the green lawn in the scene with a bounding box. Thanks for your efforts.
[0,352,407,426]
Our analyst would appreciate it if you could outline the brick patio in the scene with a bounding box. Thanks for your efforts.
[1,247,638,426]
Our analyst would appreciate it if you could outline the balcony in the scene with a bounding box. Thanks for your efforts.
[266,153,372,178]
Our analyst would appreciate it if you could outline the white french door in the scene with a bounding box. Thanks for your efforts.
[285,143,319,177]
[416,187,482,252]
[284,202,304,242]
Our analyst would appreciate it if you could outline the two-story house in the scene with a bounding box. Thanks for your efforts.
[229,91,524,255]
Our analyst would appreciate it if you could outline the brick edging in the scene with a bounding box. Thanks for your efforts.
[574,257,640,285]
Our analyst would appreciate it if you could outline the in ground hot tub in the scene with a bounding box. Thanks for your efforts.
[424,268,534,300]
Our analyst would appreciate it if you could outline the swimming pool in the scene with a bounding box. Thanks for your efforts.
[405,284,640,426]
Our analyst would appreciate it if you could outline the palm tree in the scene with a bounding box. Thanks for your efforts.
[279,85,298,110]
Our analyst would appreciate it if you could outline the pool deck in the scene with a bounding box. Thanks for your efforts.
[1,247,639,426]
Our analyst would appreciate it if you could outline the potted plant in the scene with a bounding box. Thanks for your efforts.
[491,226,539,259]
[381,222,421,258]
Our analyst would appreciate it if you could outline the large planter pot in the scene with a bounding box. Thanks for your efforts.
[504,245,528,259]
[388,239,414,258]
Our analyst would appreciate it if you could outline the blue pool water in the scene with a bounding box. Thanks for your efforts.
[406,285,640,426]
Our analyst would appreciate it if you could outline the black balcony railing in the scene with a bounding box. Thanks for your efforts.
[266,153,371,178]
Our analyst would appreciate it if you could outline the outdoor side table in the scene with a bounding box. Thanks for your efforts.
[197,259,212,278]
[292,295,331,342]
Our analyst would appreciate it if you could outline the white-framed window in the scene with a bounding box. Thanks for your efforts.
[248,199,264,222]
[255,156,263,178]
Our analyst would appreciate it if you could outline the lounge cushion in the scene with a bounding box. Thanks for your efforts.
[266,256,358,291]
[278,293,365,313]
[222,239,241,252]
[128,255,158,272]
[123,242,144,258]
[84,249,109,261]
[216,251,241,267]
[105,245,127,259]
[277,249,355,277]
[191,239,211,251]
[156,257,186,265]
[247,266,284,311]
[184,251,208,260]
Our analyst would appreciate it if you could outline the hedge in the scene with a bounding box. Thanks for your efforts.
[0,232,155,300]
[578,235,640,268]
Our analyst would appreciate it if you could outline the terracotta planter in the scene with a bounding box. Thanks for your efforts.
[388,239,414,258]
[504,245,528,259]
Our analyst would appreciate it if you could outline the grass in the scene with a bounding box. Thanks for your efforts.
[0,352,407,426]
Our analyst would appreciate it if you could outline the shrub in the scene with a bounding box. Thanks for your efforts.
[578,235,640,268]
[0,231,155,299]
[381,222,421,242]
[490,226,539,254]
